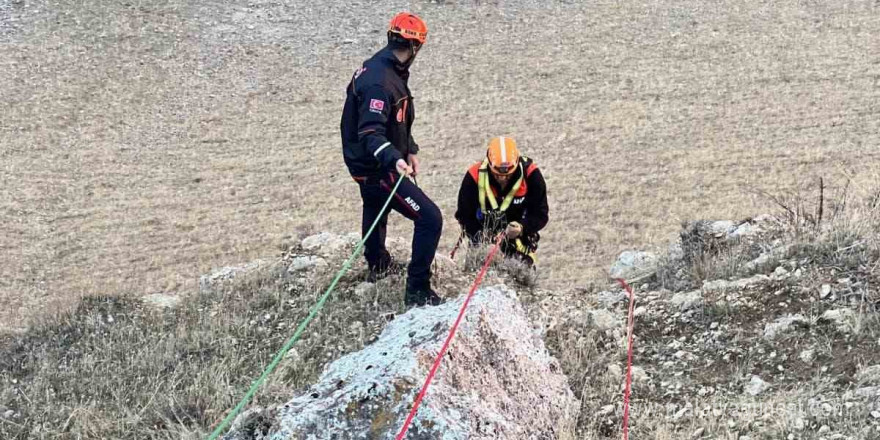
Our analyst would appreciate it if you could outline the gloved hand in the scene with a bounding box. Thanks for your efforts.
[396,158,413,176]
[505,221,523,239]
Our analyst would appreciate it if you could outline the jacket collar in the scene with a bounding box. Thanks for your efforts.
[376,46,410,79]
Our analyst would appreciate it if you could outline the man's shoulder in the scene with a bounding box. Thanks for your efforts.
[353,55,397,88]
[466,161,484,178]
[351,64,383,88]
[520,156,540,176]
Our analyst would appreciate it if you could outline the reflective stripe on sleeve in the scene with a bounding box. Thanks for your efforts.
[374,142,391,157]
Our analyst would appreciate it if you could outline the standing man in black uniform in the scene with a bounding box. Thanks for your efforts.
[341,12,443,307]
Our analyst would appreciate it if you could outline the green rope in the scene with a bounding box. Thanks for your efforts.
[207,174,408,440]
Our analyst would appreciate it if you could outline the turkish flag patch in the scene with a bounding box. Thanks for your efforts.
[369,99,385,113]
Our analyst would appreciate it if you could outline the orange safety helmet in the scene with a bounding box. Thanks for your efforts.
[388,12,428,46]
[486,136,520,176]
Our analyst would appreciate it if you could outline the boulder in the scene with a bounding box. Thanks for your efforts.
[702,275,769,293]
[675,217,777,267]
[798,349,816,364]
[199,259,268,292]
[596,290,628,308]
[708,220,737,237]
[743,244,793,273]
[713,216,777,240]
[353,282,375,298]
[609,250,659,281]
[229,285,578,440]
[821,309,858,333]
[288,255,327,273]
[763,314,809,340]
[745,375,770,396]
[670,290,703,311]
[300,232,359,256]
[588,309,621,331]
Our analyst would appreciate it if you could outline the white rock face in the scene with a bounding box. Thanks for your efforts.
[233,285,578,440]
[609,250,659,281]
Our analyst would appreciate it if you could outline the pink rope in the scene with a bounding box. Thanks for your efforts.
[395,234,504,439]
[615,278,637,440]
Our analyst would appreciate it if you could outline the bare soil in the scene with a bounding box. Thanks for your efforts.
[2,0,879,331]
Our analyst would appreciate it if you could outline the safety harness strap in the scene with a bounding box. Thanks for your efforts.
[478,159,523,214]
[514,238,538,264]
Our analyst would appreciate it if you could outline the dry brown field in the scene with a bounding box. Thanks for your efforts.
[2,0,879,332]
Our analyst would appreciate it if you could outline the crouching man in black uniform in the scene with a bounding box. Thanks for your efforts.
[455,137,549,266]
[340,12,443,307]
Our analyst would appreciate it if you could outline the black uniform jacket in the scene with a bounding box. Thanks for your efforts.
[341,46,419,177]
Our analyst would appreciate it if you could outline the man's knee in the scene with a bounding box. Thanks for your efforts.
[418,198,443,234]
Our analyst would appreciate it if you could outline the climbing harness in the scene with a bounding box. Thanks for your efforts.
[477,159,523,216]
[513,237,538,265]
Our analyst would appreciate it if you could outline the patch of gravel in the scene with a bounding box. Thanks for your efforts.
[546,217,880,438]
[0,0,23,38]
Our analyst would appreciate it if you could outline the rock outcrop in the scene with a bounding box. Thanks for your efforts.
[572,214,880,439]
[227,285,578,440]
[609,250,659,282]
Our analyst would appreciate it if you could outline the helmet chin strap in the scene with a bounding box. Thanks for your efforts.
[385,35,419,70]
[402,41,418,69]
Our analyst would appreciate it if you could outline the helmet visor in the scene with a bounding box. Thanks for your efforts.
[489,161,517,176]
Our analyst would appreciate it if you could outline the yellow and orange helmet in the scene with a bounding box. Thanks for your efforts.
[486,136,520,176]
[388,12,428,46]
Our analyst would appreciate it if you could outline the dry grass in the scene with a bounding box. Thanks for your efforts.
[546,179,880,439]
[2,0,879,331]
[0,252,424,439]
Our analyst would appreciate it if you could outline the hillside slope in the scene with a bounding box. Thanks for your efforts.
[3,0,879,330]
[2,191,879,439]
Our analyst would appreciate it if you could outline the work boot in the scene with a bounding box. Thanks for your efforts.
[366,253,405,283]
[404,285,443,307]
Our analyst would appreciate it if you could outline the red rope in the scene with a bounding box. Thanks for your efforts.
[615,278,637,440]
[449,233,464,259]
[395,234,504,439]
